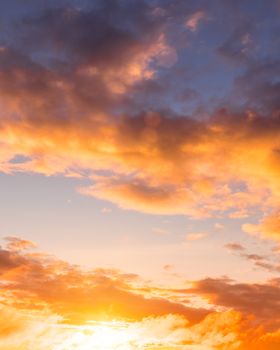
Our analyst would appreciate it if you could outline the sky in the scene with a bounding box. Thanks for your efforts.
[0,0,280,349]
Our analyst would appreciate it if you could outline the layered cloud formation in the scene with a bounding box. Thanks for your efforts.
[1,238,280,349]
[0,1,280,241]
[0,1,280,348]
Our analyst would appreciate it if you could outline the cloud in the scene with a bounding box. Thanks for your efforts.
[224,243,245,251]
[233,60,280,114]
[163,264,174,271]
[185,11,206,32]
[217,24,255,63]
[1,303,279,350]
[190,277,280,328]
[0,304,246,350]
[0,239,208,324]
[2,84,280,223]
[225,239,280,273]
[0,1,279,236]
[0,239,280,349]
[4,236,37,251]
[186,232,208,241]
[0,2,280,348]
[243,212,280,241]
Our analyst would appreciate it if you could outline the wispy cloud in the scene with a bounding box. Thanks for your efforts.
[186,232,208,241]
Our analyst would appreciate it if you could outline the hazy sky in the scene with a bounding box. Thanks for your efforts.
[0,1,280,349]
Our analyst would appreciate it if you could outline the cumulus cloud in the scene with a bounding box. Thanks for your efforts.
[0,1,279,236]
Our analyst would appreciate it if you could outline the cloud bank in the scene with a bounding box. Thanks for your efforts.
[0,238,280,349]
[0,1,279,240]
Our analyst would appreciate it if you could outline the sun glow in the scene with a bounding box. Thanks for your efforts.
[54,321,138,350]
[51,318,194,350]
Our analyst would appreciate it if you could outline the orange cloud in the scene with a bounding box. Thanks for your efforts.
[0,239,280,349]
[4,236,37,251]
[243,212,280,241]
[0,303,279,350]
[189,277,280,329]
[186,232,208,241]
[0,305,245,350]
[1,85,280,229]
[0,2,280,237]
[0,238,207,324]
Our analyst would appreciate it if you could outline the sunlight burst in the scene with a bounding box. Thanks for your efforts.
[53,321,137,350]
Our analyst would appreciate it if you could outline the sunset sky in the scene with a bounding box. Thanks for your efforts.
[0,0,280,349]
